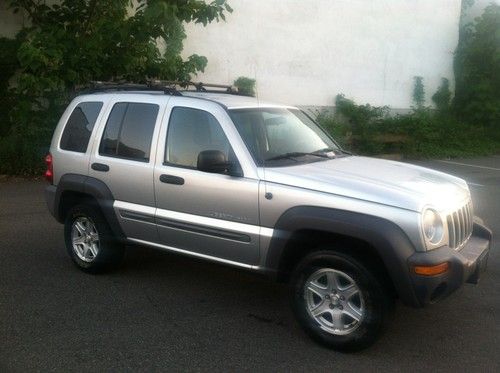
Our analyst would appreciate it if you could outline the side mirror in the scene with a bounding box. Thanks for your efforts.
[197,150,243,177]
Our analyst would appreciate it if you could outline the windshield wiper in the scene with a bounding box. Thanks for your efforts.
[311,147,335,155]
[265,151,331,162]
[313,147,352,156]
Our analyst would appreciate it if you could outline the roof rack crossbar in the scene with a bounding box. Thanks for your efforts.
[78,81,182,96]
[77,80,240,96]
[149,80,236,93]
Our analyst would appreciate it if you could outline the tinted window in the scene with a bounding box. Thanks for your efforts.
[99,102,159,162]
[99,103,127,156]
[165,107,231,168]
[60,102,103,152]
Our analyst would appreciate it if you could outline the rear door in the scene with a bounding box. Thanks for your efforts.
[89,95,168,242]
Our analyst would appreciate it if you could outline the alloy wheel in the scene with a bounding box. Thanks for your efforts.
[304,268,365,335]
[71,216,100,263]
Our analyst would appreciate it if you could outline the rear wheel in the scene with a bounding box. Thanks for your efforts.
[290,250,393,351]
[64,204,124,273]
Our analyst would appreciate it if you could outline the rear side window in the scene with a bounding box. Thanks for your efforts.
[99,102,159,162]
[60,102,103,153]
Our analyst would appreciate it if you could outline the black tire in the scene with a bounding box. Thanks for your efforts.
[64,204,125,273]
[290,250,393,352]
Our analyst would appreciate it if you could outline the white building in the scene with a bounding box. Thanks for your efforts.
[183,0,463,109]
[4,0,495,109]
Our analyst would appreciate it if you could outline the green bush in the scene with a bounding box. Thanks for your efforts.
[0,0,232,175]
[0,134,49,175]
[316,94,500,159]
[432,78,452,113]
[454,4,500,128]
[0,37,20,137]
[412,76,425,108]
[233,76,256,97]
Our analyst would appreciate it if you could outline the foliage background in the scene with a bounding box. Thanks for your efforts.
[0,1,498,174]
[0,0,232,174]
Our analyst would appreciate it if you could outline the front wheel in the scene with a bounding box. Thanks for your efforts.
[290,250,393,351]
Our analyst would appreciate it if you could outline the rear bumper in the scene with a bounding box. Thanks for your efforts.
[407,220,491,306]
[45,185,58,220]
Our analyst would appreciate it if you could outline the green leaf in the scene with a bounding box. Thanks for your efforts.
[1,0,234,174]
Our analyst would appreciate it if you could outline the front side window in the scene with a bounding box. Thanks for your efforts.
[229,108,340,166]
[165,107,232,168]
[99,102,159,162]
[60,102,103,153]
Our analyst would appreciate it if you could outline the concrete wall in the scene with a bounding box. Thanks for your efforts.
[182,0,462,109]
[0,0,464,109]
[0,1,25,38]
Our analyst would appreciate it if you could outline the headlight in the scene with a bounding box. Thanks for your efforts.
[422,208,444,245]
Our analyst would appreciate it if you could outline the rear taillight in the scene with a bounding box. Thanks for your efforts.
[44,153,53,184]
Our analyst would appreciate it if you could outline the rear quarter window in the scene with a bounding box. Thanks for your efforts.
[60,102,103,153]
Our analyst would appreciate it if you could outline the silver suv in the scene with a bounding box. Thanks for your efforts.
[45,82,491,351]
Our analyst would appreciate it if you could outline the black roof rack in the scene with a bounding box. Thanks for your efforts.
[77,80,238,96]
[77,81,182,95]
[151,80,236,93]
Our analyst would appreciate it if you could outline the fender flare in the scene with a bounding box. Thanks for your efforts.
[53,173,125,239]
[265,206,420,306]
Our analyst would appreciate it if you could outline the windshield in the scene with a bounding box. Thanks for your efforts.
[229,108,340,166]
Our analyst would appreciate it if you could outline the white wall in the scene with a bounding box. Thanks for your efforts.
[0,2,25,38]
[182,0,462,109]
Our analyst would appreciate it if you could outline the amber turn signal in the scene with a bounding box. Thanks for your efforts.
[414,262,449,276]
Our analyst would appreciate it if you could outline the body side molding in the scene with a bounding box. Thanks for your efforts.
[113,200,274,239]
[128,238,262,270]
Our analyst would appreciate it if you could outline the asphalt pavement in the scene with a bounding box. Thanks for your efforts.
[0,156,499,372]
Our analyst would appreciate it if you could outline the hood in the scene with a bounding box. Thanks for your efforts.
[262,156,470,212]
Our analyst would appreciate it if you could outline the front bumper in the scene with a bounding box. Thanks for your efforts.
[407,220,491,306]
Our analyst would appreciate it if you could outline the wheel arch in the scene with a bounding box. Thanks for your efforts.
[54,173,125,239]
[265,206,420,307]
[59,190,98,221]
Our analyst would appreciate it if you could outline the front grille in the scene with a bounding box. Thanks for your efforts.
[447,200,473,250]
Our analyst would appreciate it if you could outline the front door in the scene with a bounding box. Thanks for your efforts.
[153,98,260,266]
